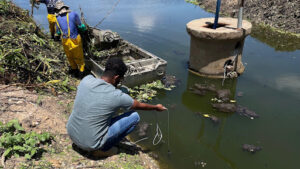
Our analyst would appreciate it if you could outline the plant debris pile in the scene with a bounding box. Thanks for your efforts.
[91,42,144,66]
[0,1,69,86]
[0,120,53,166]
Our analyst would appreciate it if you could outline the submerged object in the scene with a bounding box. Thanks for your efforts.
[86,28,167,87]
[137,122,149,137]
[194,83,217,92]
[212,103,237,113]
[242,144,262,153]
[236,105,259,119]
[202,114,220,124]
[216,89,231,102]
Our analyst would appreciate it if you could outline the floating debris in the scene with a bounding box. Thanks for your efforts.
[161,75,180,88]
[242,144,262,153]
[216,89,231,102]
[236,105,259,119]
[129,80,175,102]
[210,97,223,103]
[211,103,237,113]
[202,114,219,124]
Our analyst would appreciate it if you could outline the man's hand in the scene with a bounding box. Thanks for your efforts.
[131,100,167,112]
[155,104,167,111]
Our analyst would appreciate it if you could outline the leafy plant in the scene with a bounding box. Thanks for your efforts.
[129,80,175,102]
[0,120,53,160]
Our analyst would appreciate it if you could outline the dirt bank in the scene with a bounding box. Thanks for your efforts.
[194,0,300,34]
[0,1,159,168]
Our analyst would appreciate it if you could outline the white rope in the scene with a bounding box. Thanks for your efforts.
[134,109,170,147]
[152,123,163,146]
[222,64,227,86]
[133,137,149,144]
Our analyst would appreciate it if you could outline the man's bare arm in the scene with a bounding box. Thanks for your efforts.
[131,100,166,111]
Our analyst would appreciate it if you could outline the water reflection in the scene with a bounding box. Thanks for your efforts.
[275,75,300,94]
[132,10,156,32]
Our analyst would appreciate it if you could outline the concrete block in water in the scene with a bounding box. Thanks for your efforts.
[186,18,252,78]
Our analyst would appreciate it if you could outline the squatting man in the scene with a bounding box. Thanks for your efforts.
[67,58,167,156]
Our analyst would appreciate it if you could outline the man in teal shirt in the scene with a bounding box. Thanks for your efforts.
[67,58,166,156]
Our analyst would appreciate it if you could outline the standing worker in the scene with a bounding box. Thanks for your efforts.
[54,1,87,77]
[67,58,167,157]
[35,0,59,39]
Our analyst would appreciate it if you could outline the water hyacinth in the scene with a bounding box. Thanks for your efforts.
[129,80,175,102]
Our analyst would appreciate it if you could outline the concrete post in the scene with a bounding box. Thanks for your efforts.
[186,17,252,78]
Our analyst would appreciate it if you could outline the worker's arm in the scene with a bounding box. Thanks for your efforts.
[131,100,166,111]
[74,12,87,32]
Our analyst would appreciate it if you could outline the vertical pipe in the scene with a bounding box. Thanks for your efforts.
[237,0,245,28]
[213,0,222,29]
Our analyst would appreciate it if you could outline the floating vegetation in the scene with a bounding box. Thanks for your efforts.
[0,1,75,92]
[129,80,175,102]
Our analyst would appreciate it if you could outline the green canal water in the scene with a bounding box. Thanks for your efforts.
[15,0,300,168]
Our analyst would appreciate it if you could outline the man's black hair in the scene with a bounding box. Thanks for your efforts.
[103,57,128,78]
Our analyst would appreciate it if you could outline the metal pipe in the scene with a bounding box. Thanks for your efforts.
[213,0,222,29]
[237,0,245,28]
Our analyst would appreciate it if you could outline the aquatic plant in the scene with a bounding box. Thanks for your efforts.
[129,80,175,102]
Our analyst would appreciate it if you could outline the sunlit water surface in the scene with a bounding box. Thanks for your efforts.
[14,0,300,168]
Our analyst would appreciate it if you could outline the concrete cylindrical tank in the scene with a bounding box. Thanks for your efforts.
[186,17,252,78]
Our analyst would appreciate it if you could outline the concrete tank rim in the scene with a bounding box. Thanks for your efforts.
[186,17,252,40]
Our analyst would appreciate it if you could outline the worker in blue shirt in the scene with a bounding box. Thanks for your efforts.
[54,1,87,76]
[35,0,59,39]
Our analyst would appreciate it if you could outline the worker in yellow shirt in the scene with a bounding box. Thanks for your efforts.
[55,1,87,77]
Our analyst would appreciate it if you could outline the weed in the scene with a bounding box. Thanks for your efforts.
[0,120,53,160]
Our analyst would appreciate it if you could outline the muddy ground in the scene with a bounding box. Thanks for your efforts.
[0,84,159,169]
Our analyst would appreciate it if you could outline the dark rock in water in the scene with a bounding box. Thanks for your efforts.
[237,91,244,97]
[236,105,259,119]
[137,122,149,137]
[190,88,207,96]
[161,75,180,88]
[194,83,217,92]
[212,103,237,113]
[149,152,159,160]
[216,89,231,102]
[242,144,262,153]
